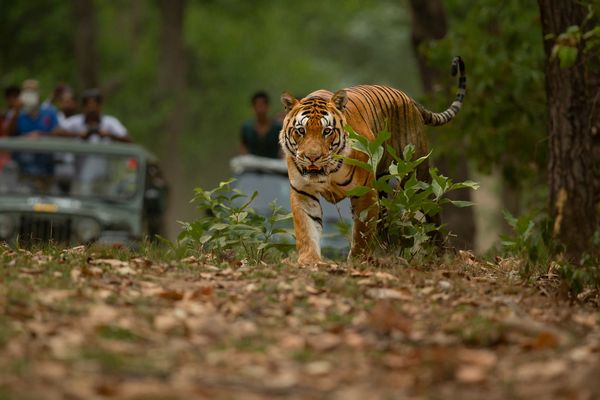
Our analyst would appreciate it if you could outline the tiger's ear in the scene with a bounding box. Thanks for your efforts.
[281,91,299,113]
[331,90,348,112]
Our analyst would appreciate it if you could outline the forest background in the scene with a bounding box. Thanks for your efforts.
[0,0,596,256]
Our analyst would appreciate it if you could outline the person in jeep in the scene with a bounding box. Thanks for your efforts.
[12,79,59,139]
[57,89,131,194]
[60,89,131,143]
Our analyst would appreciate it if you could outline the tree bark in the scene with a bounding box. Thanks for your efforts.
[73,0,99,88]
[157,0,187,240]
[408,0,477,250]
[408,0,447,93]
[537,0,599,259]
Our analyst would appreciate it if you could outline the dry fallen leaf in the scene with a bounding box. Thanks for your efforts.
[279,334,306,350]
[516,360,568,381]
[572,313,598,328]
[89,258,129,268]
[527,331,560,350]
[458,349,498,368]
[307,332,342,352]
[154,313,180,332]
[456,365,489,384]
[157,289,185,301]
[87,304,119,326]
[368,301,412,335]
[366,288,411,301]
[305,285,322,295]
[116,266,137,275]
[305,360,332,375]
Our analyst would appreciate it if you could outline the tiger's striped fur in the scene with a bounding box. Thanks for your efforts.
[280,57,466,264]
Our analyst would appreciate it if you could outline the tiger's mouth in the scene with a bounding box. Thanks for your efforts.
[303,165,325,175]
[296,158,343,176]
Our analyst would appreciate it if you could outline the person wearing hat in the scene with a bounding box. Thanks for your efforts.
[12,79,59,138]
[59,89,131,143]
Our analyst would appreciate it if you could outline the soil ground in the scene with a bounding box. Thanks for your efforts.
[0,245,599,400]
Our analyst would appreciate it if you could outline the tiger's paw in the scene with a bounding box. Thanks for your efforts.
[297,254,322,266]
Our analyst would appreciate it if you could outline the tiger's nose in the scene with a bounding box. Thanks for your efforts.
[305,152,321,162]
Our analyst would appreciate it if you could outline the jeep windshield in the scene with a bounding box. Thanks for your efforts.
[0,150,140,202]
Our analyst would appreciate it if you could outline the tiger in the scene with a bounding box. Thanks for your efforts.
[279,56,466,265]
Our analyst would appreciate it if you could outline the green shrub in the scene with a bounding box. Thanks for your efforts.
[338,128,479,258]
[501,210,600,294]
[500,210,556,275]
[178,179,293,263]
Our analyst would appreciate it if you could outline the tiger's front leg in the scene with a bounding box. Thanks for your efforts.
[290,185,323,264]
[348,190,378,259]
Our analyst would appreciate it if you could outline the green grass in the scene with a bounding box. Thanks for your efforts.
[97,325,143,342]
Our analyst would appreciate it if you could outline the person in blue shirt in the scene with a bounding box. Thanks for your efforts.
[12,79,59,138]
[10,79,58,177]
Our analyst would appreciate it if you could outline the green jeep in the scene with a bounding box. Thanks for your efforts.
[0,137,167,247]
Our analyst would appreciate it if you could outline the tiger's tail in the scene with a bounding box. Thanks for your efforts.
[415,56,466,126]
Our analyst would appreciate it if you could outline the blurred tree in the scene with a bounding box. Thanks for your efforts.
[537,0,599,258]
[0,0,432,239]
[422,0,547,216]
[0,1,75,91]
[409,0,476,250]
[157,0,187,238]
[73,0,99,88]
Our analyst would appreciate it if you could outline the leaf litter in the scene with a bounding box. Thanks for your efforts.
[0,245,598,399]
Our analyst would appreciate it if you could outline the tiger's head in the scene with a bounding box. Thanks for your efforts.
[279,90,350,177]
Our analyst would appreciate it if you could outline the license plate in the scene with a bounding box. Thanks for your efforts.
[33,203,59,213]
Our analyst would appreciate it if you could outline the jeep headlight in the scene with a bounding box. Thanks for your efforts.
[0,214,15,239]
[74,218,101,242]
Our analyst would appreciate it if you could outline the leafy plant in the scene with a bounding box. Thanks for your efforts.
[500,210,556,275]
[548,1,600,68]
[421,0,547,195]
[338,128,479,258]
[500,210,600,294]
[558,251,600,295]
[178,179,293,263]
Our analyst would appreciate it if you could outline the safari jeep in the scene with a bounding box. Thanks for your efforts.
[0,137,167,247]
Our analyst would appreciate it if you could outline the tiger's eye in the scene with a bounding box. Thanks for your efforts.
[323,127,332,136]
[296,127,305,135]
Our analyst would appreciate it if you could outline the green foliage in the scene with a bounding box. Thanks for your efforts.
[558,253,600,295]
[97,325,141,342]
[549,26,582,68]
[500,210,556,275]
[339,128,479,258]
[559,228,600,295]
[0,1,76,90]
[421,0,546,190]
[501,210,600,294]
[0,1,425,226]
[548,1,600,68]
[178,179,293,263]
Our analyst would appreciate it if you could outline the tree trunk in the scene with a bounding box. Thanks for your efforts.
[158,0,187,240]
[73,0,99,88]
[408,0,447,93]
[408,0,477,250]
[537,0,599,259]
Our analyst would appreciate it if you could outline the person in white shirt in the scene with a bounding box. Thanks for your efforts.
[60,89,131,143]
[58,89,131,195]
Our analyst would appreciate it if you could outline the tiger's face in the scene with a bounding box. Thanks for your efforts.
[280,90,350,177]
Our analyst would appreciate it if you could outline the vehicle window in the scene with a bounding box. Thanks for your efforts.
[0,150,140,201]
